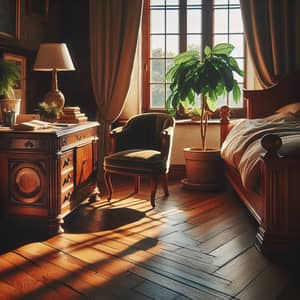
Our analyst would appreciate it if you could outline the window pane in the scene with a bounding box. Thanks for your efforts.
[166,10,179,33]
[214,9,228,33]
[217,95,227,108]
[151,10,165,33]
[214,0,229,5]
[151,84,165,108]
[151,59,165,83]
[187,0,202,5]
[229,9,243,33]
[187,35,201,52]
[229,34,244,57]
[187,9,202,33]
[166,35,179,57]
[166,59,175,79]
[151,0,164,6]
[166,83,171,101]
[151,35,165,57]
[213,34,228,45]
[166,0,179,5]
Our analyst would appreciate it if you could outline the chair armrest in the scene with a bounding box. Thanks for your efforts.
[160,126,174,160]
[108,126,124,154]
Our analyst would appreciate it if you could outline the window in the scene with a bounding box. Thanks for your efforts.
[142,0,245,116]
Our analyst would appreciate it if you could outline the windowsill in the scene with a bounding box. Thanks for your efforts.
[175,118,227,125]
[115,117,243,127]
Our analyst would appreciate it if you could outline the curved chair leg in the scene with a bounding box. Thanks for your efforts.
[150,176,158,208]
[161,174,169,196]
[134,176,140,194]
[104,171,113,201]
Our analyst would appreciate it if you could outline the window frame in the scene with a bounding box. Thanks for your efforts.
[142,0,247,118]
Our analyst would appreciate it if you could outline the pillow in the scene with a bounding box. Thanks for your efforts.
[276,102,300,116]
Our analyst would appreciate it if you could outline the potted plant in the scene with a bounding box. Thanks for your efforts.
[165,43,244,190]
[38,101,62,122]
[0,59,21,126]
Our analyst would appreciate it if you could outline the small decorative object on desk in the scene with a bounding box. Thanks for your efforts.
[38,101,62,122]
[2,110,16,127]
[58,106,88,123]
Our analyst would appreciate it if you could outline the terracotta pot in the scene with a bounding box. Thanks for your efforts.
[182,147,223,190]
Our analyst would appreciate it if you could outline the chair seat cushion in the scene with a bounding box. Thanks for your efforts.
[104,149,166,174]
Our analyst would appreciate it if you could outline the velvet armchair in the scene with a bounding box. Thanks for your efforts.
[103,113,175,207]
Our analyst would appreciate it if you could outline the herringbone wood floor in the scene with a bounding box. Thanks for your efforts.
[0,177,299,299]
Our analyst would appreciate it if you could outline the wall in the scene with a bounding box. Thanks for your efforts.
[0,0,63,113]
[172,123,220,164]
[60,0,97,119]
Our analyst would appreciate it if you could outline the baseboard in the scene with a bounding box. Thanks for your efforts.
[169,164,186,180]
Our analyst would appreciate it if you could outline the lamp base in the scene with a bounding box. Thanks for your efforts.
[44,89,65,109]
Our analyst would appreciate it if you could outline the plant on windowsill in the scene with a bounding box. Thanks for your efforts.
[0,59,21,126]
[165,43,244,190]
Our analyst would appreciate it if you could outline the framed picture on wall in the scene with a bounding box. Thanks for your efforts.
[3,53,26,114]
[0,0,20,39]
[27,0,49,19]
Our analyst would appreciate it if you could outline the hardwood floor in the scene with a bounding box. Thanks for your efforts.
[0,177,299,299]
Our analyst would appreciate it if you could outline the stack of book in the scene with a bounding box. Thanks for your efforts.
[58,106,88,123]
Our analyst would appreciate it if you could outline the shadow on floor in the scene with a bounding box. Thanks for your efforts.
[64,205,146,233]
[0,215,49,254]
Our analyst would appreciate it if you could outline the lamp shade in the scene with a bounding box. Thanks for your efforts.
[33,43,75,71]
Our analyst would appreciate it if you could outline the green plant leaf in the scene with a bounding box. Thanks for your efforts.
[206,98,218,112]
[204,46,211,57]
[212,43,234,56]
[228,57,244,77]
[232,80,241,102]
[168,108,177,116]
[222,68,234,91]
[174,50,199,64]
[0,60,20,98]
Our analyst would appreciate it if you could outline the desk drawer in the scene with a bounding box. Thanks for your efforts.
[61,186,74,203]
[4,138,47,151]
[60,151,74,170]
[61,129,94,148]
[61,170,74,188]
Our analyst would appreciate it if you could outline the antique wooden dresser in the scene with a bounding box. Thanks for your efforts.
[0,121,100,234]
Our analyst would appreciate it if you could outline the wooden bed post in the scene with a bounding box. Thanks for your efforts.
[256,134,300,254]
[219,106,231,147]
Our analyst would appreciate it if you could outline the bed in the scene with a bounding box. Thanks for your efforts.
[219,70,300,255]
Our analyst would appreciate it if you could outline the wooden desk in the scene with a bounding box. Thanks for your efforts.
[0,122,100,234]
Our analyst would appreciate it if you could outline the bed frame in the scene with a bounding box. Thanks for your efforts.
[220,70,300,255]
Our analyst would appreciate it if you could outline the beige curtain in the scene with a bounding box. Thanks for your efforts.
[89,0,143,176]
[240,0,300,88]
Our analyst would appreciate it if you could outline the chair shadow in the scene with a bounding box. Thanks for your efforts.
[63,205,146,233]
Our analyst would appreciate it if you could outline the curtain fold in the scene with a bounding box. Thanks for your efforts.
[89,0,143,179]
[240,0,300,88]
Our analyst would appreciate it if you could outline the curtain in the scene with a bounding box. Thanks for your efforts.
[89,0,143,179]
[240,0,300,88]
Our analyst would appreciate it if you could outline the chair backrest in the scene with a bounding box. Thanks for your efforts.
[116,113,175,152]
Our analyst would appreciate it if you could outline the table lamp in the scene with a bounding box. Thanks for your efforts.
[33,43,75,109]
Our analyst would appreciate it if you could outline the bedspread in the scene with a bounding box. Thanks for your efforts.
[221,113,300,190]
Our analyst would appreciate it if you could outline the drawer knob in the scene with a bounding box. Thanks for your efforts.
[63,174,72,185]
[24,140,34,148]
[64,191,72,202]
[63,157,72,167]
